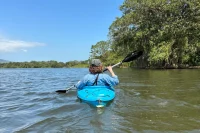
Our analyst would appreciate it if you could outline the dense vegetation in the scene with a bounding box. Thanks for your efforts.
[1,0,200,68]
[91,0,200,68]
[0,60,89,68]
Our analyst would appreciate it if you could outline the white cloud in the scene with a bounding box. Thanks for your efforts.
[0,37,45,53]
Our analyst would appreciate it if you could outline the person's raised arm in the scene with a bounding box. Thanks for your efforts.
[106,66,116,77]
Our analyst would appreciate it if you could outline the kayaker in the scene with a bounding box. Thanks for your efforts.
[75,59,119,89]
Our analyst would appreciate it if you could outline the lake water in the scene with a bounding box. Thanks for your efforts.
[0,68,200,133]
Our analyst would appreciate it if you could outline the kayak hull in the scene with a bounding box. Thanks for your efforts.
[77,86,115,107]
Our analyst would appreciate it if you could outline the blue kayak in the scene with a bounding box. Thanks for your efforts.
[77,86,115,107]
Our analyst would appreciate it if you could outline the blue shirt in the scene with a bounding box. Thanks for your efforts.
[75,73,119,90]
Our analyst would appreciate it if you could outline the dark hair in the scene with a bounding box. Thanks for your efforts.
[89,65,103,74]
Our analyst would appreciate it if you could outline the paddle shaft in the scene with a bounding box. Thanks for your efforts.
[66,85,75,91]
[103,62,122,72]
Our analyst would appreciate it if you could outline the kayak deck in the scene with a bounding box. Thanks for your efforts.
[77,86,115,107]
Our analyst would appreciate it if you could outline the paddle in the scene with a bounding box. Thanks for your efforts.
[103,51,143,72]
[56,50,143,93]
[56,85,75,93]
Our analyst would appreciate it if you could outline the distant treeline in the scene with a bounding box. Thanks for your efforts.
[0,60,89,68]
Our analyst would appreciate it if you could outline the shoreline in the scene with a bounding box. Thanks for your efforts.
[1,66,200,69]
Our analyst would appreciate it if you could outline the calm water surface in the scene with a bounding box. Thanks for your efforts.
[0,68,200,133]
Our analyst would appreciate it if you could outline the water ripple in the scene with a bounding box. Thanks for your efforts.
[0,68,200,132]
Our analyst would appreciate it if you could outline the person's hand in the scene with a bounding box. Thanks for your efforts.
[106,66,113,72]
[106,66,116,77]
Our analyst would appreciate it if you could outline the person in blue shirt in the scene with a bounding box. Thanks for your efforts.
[75,59,119,90]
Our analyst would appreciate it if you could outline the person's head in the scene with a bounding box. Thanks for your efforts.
[89,59,103,74]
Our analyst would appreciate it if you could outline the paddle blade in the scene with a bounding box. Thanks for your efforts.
[56,85,75,93]
[122,51,143,63]
[56,90,67,93]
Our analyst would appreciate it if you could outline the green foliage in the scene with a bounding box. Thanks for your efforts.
[89,41,124,67]
[90,41,110,59]
[0,60,89,68]
[109,0,200,68]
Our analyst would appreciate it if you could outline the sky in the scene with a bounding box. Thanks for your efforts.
[0,0,123,62]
